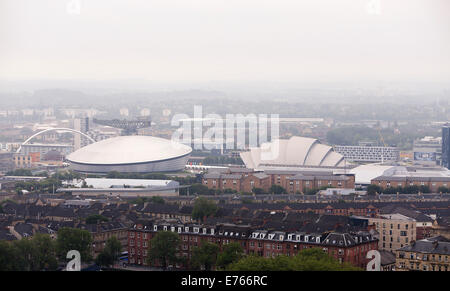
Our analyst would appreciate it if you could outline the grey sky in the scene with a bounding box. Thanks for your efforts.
[1,0,449,83]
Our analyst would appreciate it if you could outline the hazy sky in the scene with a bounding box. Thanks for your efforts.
[1,0,449,83]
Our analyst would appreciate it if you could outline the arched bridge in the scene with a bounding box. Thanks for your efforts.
[16,128,96,153]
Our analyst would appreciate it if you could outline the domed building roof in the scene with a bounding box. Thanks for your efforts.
[66,136,192,173]
[240,136,345,169]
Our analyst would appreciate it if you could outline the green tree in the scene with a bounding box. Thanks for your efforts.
[190,242,220,270]
[191,197,218,222]
[147,231,181,269]
[252,187,265,194]
[150,196,165,204]
[305,188,319,195]
[56,227,93,263]
[228,248,361,271]
[419,185,430,193]
[438,186,449,193]
[190,183,212,195]
[10,234,58,271]
[216,242,244,270]
[30,233,58,270]
[85,214,109,224]
[95,236,122,267]
[6,168,33,176]
[269,184,287,194]
[0,240,19,271]
[366,184,381,195]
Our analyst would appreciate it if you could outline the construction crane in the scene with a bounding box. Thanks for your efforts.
[93,116,151,135]
[376,125,388,163]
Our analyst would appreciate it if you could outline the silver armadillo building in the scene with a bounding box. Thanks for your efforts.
[240,136,346,170]
[66,136,192,173]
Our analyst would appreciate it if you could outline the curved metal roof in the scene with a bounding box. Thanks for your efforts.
[66,136,192,165]
[240,136,345,169]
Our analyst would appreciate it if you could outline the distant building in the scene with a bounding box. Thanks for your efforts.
[73,117,90,150]
[21,143,73,157]
[66,136,191,174]
[442,126,450,169]
[57,178,182,197]
[367,214,416,252]
[240,136,347,170]
[13,154,32,168]
[395,236,450,271]
[128,221,378,269]
[0,151,14,172]
[413,136,441,165]
[333,145,399,163]
[82,221,128,258]
[202,168,355,194]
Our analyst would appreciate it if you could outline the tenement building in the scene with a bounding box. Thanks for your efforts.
[371,175,450,193]
[395,236,450,271]
[202,168,355,194]
[366,214,416,252]
[128,220,378,269]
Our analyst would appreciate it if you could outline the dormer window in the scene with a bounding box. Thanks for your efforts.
[171,226,175,232]
[178,227,182,233]
[194,227,199,233]
[203,228,207,234]
[279,235,284,241]
[153,225,158,231]
[296,235,300,241]
[185,227,189,232]
[211,229,215,235]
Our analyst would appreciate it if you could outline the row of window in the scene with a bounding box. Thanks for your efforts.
[398,252,449,262]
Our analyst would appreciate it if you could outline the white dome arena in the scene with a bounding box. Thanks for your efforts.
[240,136,346,169]
[66,136,192,173]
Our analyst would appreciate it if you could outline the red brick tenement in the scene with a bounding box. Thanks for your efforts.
[128,221,378,269]
[202,168,355,194]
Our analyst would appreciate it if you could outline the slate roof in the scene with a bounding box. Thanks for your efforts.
[0,229,16,241]
[81,221,127,233]
[397,238,450,255]
[379,206,433,222]
[379,250,396,266]
[14,222,34,238]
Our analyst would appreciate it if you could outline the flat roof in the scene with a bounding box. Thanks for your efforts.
[78,178,178,188]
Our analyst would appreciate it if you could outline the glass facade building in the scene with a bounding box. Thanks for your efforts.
[441,126,450,169]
